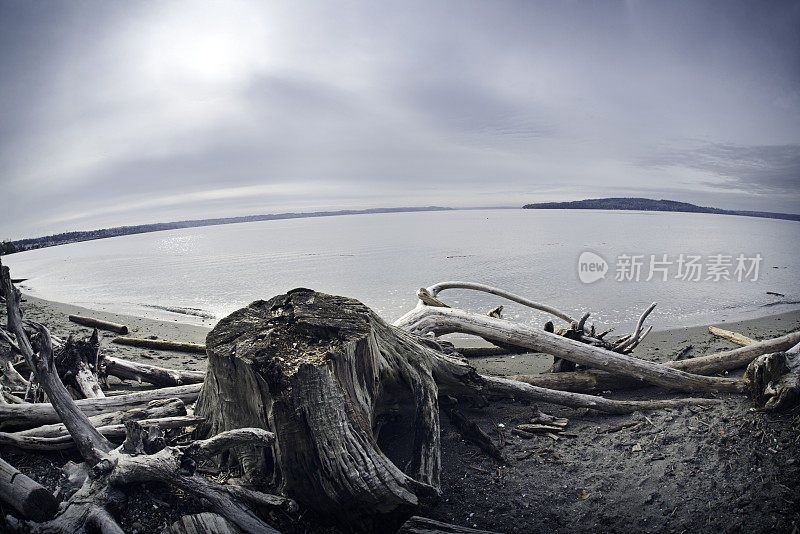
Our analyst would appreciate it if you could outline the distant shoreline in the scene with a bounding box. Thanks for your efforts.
[3,206,457,254]
[523,197,800,222]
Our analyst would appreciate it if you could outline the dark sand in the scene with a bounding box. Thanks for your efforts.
[3,295,800,533]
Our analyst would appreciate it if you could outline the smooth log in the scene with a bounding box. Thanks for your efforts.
[0,384,201,430]
[104,356,205,386]
[111,337,206,354]
[395,305,741,393]
[507,330,800,393]
[398,516,502,534]
[0,457,58,522]
[709,326,756,346]
[68,315,128,335]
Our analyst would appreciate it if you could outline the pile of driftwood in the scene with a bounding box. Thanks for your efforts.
[1,259,798,534]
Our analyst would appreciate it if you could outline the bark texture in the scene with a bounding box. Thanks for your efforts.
[195,289,441,531]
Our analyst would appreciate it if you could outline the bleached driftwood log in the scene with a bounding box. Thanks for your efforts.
[509,330,800,393]
[0,383,201,430]
[110,336,206,354]
[394,303,740,393]
[709,325,756,346]
[68,315,128,335]
[103,355,204,386]
[194,289,719,532]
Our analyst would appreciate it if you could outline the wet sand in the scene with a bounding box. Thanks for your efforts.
[4,294,800,533]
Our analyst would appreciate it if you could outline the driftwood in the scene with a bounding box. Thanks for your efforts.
[0,415,203,451]
[0,457,58,522]
[1,267,291,533]
[708,325,756,346]
[0,384,201,430]
[164,513,242,534]
[194,289,719,532]
[54,330,104,399]
[111,336,206,354]
[103,356,204,386]
[508,330,800,393]
[744,341,800,411]
[394,304,740,393]
[398,516,502,534]
[68,315,128,335]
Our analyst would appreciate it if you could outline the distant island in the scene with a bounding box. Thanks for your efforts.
[523,197,800,222]
[0,206,452,255]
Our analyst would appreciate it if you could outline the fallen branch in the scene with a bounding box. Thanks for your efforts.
[395,304,740,393]
[508,330,800,393]
[709,325,756,346]
[0,415,203,451]
[111,336,207,354]
[103,355,205,386]
[68,315,128,335]
[398,515,502,533]
[0,383,201,430]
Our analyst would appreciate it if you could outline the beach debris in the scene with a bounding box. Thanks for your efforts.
[766,291,785,297]
[446,408,504,461]
[744,341,800,411]
[395,284,740,395]
[101,355,204,387]
[709,326,757,347]
[673,345,694,361]
[68,314,128,335]
[111,336,206,354]
[398,515,503,534]
[506,330,800,394]
[0,456,59,522]
[2,259,798,533]
[54,329,105,399]
[164,512,242,534]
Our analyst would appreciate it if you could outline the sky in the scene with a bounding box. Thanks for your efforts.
[1,0,799,239]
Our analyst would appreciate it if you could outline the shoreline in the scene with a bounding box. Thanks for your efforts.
[19,292,800,378]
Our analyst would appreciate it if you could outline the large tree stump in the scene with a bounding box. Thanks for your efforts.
[195,289,442,531]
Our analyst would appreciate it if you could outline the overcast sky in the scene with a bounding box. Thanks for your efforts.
[1,0,799,239]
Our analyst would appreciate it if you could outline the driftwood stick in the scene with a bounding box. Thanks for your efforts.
[0,416,203,451]
[709,326,756,346]
[398,516,502,534]
[477,375,718,414]
[111,337,206,354]
[17,398,187,438]
[396,305,740,393]
[103,355,205,386]
[0,383,202,430]
[507,330,800,393]
[68,315,128,335]
[424,281,576,324]
[0,457,58,522]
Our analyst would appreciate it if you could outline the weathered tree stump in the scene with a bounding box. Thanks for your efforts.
[195,289,442,531]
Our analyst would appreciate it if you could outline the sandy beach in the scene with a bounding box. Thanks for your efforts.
[3,293,800,533]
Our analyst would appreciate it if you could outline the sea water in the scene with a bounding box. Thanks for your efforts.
[4,209,799,333]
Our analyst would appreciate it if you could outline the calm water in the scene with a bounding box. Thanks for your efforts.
[4,209,799,333]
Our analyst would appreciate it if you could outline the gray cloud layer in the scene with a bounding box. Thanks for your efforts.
[1,0,799,238]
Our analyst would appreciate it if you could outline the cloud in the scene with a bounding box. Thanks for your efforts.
[1,0,799,239]
[639,144,800,194]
